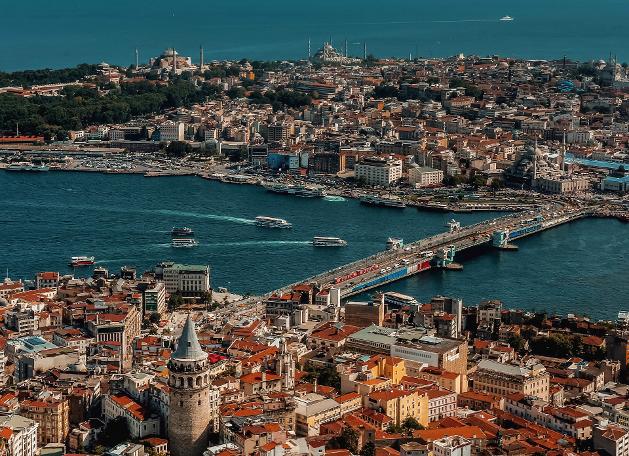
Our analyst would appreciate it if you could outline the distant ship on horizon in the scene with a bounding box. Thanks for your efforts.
[500,15,514,21]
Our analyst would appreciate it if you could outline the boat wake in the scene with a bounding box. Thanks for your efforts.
[208,240,311,247]
[94,258,135,264]
[323,196,346,202]
[156,209,255,225]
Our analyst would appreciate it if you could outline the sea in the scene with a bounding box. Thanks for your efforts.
[0,171,627,320]
[2,0,629,71]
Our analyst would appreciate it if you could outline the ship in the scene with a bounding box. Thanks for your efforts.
[265,183,326,198]
[386,238,404,250]
[360,195,406,208]
[254,216,292,228]
[6,163,50,172]
[171,238,198,248]
[500,15,514,21]
[380,291,419,309]
[171,227,194,237]
[312,236,347,247]
[69,256,95,267]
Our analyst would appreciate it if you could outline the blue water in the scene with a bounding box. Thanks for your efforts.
[0,172,627,319]
[2,0,629,71]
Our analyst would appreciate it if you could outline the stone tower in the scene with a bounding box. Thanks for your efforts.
[168,315,211,456]
[275,338,295,391]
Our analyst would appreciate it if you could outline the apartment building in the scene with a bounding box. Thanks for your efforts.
[355,156,403,186]
[162,264,210,298]
[472,359,550,401]
[20,399,69,445]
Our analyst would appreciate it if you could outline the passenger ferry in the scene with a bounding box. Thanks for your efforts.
[360,195,406,208]
[386,238,404,250]
[380,292,419,309]
[265,183,326,198]
[6,163,50,172]
[69,256,95,267]
[312,236,347,247]
[254,216,293,229]
[171,227,194,237]
[500,15,514,21]
[171,238,198,248]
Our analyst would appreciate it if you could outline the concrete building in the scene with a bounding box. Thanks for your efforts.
[144,282,166,315]
[294,393,341,437]
[534,176,589,194]
[593,423,629,456]
[355,156,403,186]
[408,166,444,187]
[103,394,160,439]
[366,388,429,427]
[20,399,69,446]
[344,301,385,328]
[432,436,471,456]
[0,414,38,456]
[162,263,210,298]
[158,122,184,141]
[472,359,550,402]
[168,316,215,456]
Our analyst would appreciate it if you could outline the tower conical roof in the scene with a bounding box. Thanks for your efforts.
[172,315,207,361]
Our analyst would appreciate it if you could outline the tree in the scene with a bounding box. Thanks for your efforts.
[165,141,191,157]
[149,312,161,324]
[402,416,423,431]
[360,442,376,456]
[490,179,505,195]
[330,426,359,454]
[303,364,341,390]
[168,292,184,311]
[99,417,129,447]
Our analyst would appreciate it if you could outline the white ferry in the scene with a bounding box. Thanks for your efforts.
[386,237,404,250]
[254,216,293,229]
[500,15,514,21]
[312,236,347,247]
[6,163,50,172]
[360,195,406,208]
[381,292,419,309]
[69,256,95,267]
[171,238,198,248]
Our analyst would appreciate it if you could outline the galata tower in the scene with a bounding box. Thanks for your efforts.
[168,315,211,456]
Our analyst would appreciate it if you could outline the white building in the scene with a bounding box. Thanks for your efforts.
[159,121,184,142]
[0,414,39,456]
[103,394,160,439]
[593,423,629,456]
[408,166,444,187]
[162,264,210,298]
[355,156,403,186]
[144,282,166,315]
[432,436,471,456]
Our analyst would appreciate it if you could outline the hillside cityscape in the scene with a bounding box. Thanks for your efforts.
[0,40,629,456]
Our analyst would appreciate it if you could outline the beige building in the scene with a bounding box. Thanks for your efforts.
[355,156,403,186]
[408,166,444,187]
[20,399,69,445]
[344,301,385,328]
[366,388,428,427]
[294,393,341,436]
[472,359,550,401]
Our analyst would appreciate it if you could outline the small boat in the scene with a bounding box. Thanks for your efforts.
[171,238,198,248]
[312,236,347,247]
[254,216,292,229]
[171,226,194,237]
[500,15,513,21]
[69,256,95,267]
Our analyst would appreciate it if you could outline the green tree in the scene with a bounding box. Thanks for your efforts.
[149,312,161,324]
[331,427,359,454]
[402,416,423,431]
[168,292,184,311]
[360,442,376,456]
[165,141,191,157]
[99,417,130,447]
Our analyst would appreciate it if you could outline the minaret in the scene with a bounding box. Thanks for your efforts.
[364,42,367,60]
[135,49,139,69]
[344,39,348,58]
[308,37,311,60]
[168,316,212,456]
[532,138,538,182]
[200,45,204,70]
[172,48,177,73]
[561,131,567,174]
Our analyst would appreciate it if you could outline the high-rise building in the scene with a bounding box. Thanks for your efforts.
[168,316,214,456]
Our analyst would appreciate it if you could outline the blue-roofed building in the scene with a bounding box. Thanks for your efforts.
[601,175,629,193]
